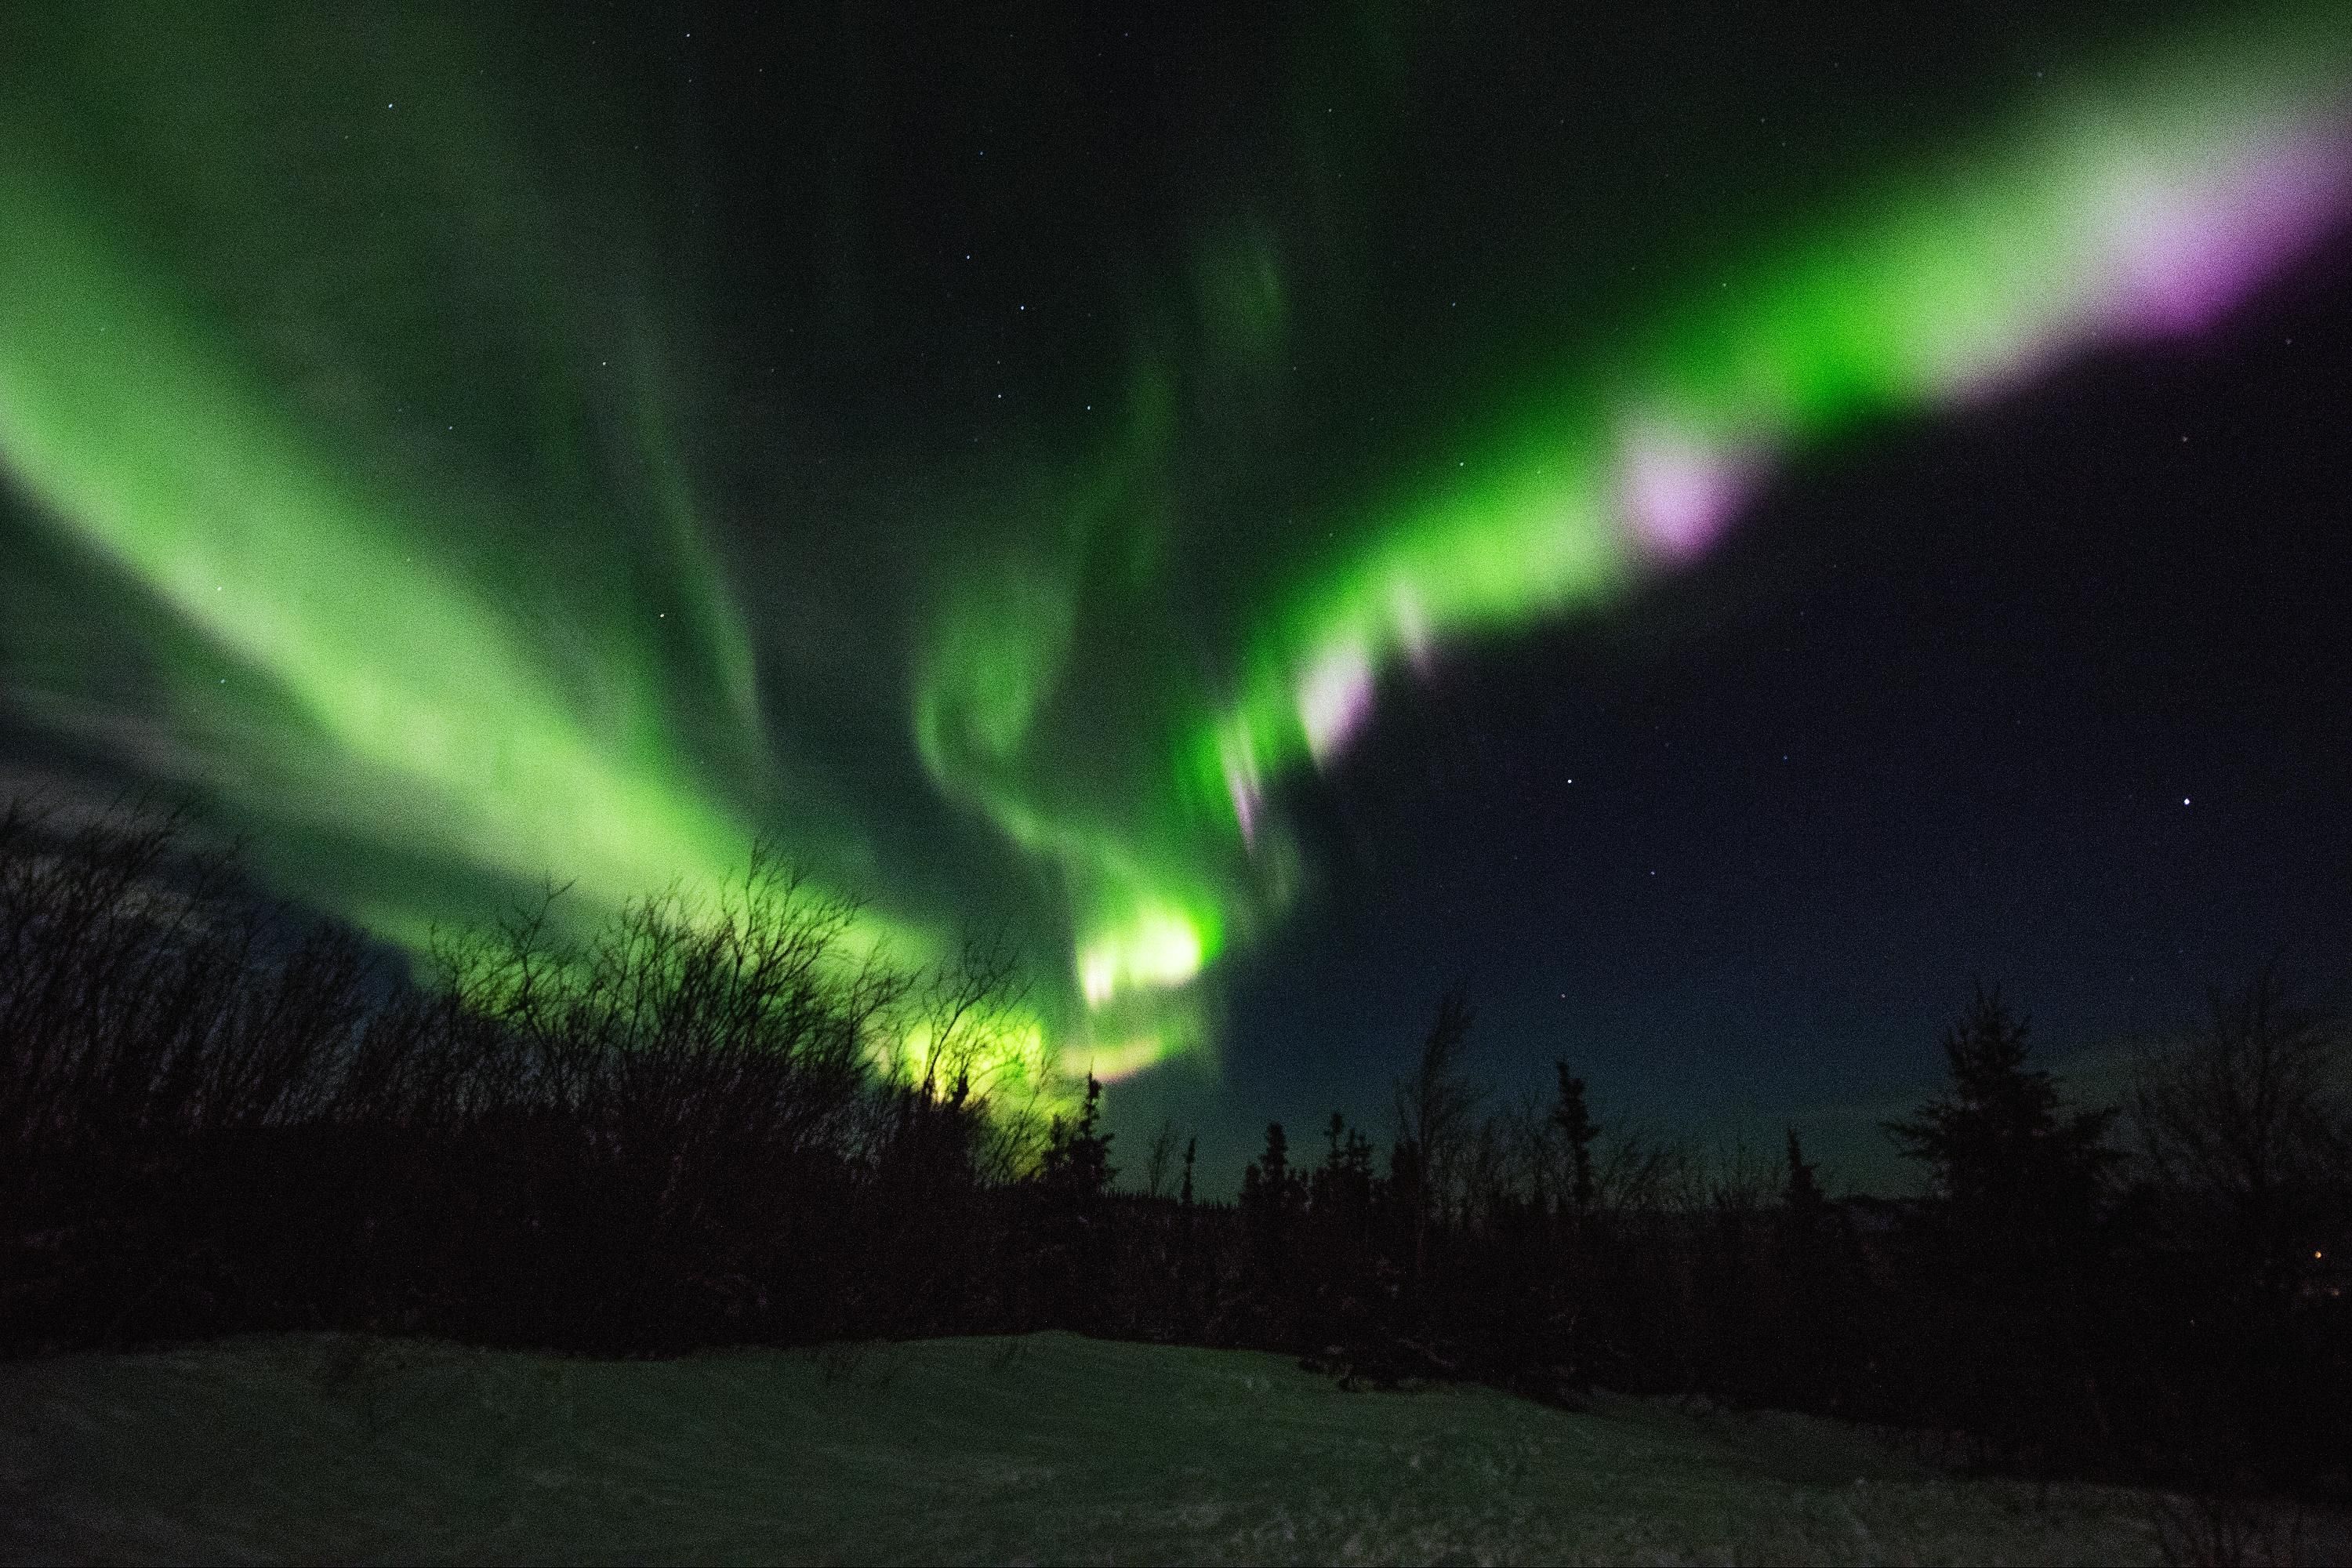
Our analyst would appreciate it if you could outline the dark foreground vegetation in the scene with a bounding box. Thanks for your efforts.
[4,801,2347,1518]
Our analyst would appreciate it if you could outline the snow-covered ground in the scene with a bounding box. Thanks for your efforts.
[0,1330,2216,1563]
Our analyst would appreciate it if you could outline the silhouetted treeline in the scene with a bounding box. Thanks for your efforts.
[0,801,1061,1355]
[3,803,2347,1505]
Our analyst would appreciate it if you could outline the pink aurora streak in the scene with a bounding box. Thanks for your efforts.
[2096,127,2352,343]
[1616,419,1759,563]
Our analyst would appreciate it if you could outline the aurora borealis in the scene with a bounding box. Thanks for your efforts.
[2,2,2349,1119]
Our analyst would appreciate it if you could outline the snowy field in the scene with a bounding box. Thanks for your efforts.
[0,1330,2242,1564]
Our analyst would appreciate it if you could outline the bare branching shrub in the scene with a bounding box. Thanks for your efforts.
[426,849,908,1160]
[0,801,364,1181]
[1393,980,1483,1279]
[1140,1118,1182,1200]
[1592,1123,1690,1216]
[2134,964,2350,1273]
[0,802,1041,1352]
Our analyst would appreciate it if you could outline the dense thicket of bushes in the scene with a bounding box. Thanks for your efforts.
[0,802,1051,1355]
[3,802,2347,1503]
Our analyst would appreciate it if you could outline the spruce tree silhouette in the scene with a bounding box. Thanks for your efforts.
[1040,1073,1116,1201]
[1782,1128,1824,1225]
[1035,1073,1116,1326]
[1884,987,2118,1255]
[1885,986,2122,1465]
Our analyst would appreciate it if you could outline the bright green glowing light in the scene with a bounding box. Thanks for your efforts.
[0,164,754,936]
[890,1013,1053,1101]
[2,2,2345,1102]
[0,16,1079,1105]
[1077,901,1216,1007]
[1189,11,2352,854]
[1062,9,2347,1085]
[898,6,2352,1087]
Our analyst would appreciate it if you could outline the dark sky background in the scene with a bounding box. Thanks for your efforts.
[2,0,2347,1193]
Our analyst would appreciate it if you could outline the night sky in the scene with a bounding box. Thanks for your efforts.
[2,0,2347,1189]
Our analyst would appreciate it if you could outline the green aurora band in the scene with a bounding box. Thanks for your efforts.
[0,7,1033,1085]
[2,5,2348,1094]
[920,8,2352,1081]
